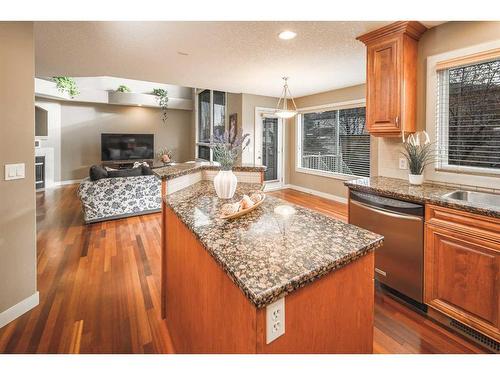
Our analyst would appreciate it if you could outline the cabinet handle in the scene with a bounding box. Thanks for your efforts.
[395,116,399,127]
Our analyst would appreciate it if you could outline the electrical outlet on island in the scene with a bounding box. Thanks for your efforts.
[266,297,285,344]
[399,157,408,170]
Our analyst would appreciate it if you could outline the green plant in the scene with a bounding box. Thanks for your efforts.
[401,131,434,175]
[52,77,80,98]
[210,124,250,170]
[116,85,131,93]
[152,88,169,124]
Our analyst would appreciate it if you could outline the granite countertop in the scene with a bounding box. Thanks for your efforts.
[153,162,266,181]
[345,176,500,219]
[165,181,384,308]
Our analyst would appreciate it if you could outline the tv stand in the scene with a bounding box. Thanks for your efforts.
[101,159,154,170]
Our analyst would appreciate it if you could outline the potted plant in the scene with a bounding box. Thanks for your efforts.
[152,88,169,124]
[210,125,250,199]
[52,77,80,98]
[116,85,131,93]
[401,131,434,185]
[157,148,173,165]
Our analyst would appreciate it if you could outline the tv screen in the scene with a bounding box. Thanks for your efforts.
[101,133,154,161]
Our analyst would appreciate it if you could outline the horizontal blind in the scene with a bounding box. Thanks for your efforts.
[436,58,500,174]
[300,107,369,177]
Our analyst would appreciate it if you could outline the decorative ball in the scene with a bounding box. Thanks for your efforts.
[221,203,240,216]
[249,193,263,203]
[240,195,254,210]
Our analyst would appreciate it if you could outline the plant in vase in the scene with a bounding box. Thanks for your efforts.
[401,131,434,185]
[116,85,131,93]
[210,125,250,199]
[157,148,173,165]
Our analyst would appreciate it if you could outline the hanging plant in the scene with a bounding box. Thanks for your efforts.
[52,77,80,98]
[152,88,169,124]
[116,85,131,93]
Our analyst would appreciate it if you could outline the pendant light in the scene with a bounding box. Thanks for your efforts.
[275,77,298,119]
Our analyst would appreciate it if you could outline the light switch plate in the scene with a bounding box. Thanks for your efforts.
[266,297,285,344]
[5,163,25,180]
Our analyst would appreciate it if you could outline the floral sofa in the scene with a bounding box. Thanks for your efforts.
[77,175,162,223]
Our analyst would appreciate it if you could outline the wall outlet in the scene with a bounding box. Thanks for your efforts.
[266,297,285,344]
[399,158,408,170]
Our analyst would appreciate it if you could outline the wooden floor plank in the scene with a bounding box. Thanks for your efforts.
[0,185,488,353]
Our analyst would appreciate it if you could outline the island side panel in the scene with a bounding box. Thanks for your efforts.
[161,179,168,319]
[256,252,375,354]
[164,207,258,353]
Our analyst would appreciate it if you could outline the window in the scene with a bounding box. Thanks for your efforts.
[297,106,370,177]
[196,90,227,161]
[437,58,500,173]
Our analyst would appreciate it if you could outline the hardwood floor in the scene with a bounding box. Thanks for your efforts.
[0,186,487,353]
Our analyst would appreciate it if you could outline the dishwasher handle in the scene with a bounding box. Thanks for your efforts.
[350,190,424,218]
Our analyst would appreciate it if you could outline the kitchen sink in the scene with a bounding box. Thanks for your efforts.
[442,190,500,208]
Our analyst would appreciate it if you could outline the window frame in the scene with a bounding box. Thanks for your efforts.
[195,89,227,162]
[436,60,500,176]
[295,99,368,180]
[426,41,500,190]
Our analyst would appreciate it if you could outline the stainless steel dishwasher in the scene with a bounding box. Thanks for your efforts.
[349,190,424,303]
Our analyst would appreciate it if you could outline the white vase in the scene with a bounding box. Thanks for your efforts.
[408,174,424,185]
[214,170,238,199]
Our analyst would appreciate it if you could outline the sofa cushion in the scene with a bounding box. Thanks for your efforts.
[108,168,143,178]
[141,165,155,175]
[89,165,108,181]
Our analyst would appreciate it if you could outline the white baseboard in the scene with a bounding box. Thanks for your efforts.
[0,292,39,329]
[282,184,348,204]
[55,179,82,186]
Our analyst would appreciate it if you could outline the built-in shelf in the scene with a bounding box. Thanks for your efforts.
[107,91,192,110]
[34,78,193,111]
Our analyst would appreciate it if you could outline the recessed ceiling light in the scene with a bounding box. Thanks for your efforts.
[278,31,297,40]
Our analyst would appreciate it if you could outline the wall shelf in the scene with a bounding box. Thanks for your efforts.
[35,78,193,111]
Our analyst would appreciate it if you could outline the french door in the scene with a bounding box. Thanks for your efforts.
[255,108,284,190]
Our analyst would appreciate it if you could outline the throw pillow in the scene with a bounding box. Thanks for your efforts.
[89,165,108,181]
[141,165,155,175]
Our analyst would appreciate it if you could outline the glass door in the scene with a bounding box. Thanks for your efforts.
[255,109,283,189]
[262,117,279,182]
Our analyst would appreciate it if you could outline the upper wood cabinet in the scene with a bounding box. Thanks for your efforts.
[425,205,500,342]
[357,22,427,137]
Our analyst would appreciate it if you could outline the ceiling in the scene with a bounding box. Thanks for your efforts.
[34,21,444,98]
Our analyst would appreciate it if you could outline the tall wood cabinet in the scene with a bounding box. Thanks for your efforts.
[357,21,427,137]
[425,205,500,342]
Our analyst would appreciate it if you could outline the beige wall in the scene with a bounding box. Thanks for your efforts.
[286,84,367,199]
[0,22,37,315]
[377,21,500,180]
[59,103,193,181]
[241,93,278,164]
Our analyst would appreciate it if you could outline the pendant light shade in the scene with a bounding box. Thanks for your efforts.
[275,77,298,119]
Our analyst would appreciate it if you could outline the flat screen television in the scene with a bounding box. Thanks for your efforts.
[101,133,154,161]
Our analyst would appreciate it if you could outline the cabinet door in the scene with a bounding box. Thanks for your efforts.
[366,38,401,135]
[425,224,500,341]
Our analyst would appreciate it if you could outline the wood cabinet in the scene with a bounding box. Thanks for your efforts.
[357,21,427,137]
[424,205,500,342]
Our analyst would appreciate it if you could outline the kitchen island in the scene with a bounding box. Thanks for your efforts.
[156,165,384,353]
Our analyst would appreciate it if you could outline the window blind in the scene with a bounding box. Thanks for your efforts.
[436,58,500,173]
[300,107,370,177]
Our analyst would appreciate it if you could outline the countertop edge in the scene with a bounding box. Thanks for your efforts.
[154,164,266,181]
